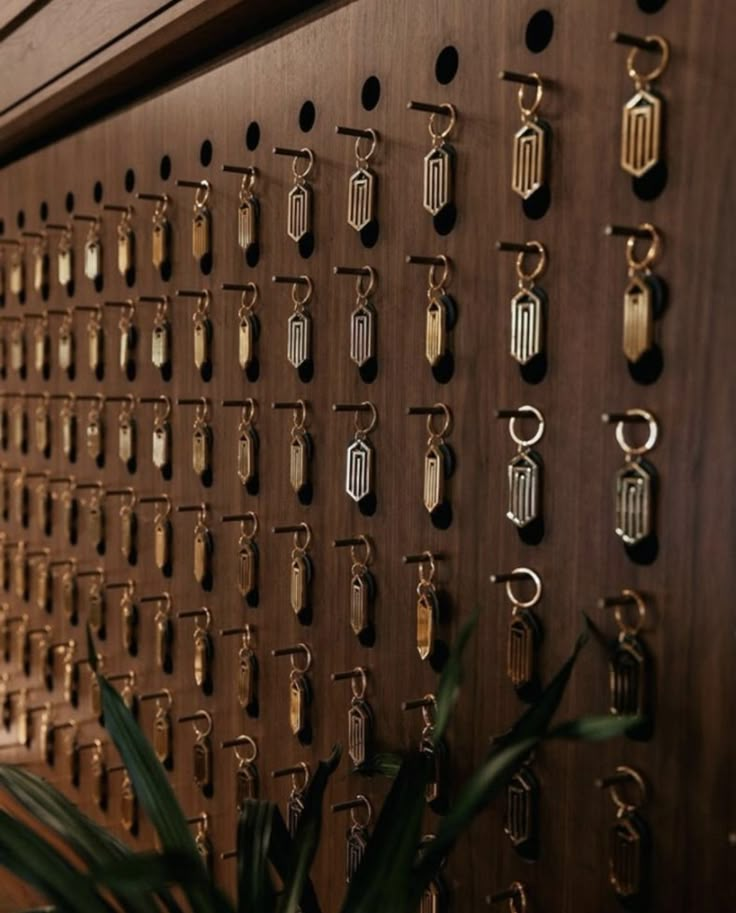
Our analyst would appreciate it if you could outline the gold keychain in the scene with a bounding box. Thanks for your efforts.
[9,243,25,298]
[178,607,213,692]
[236,513,258,601]
[190,290,212,375]
[606,409,659,548]
[56,223,74,289]
[287,644,312,738]
[10,397,27,455]
[150,195,171,270]
[286,149,314,242]
[117,396,136,470]
[151,396,172,473]
[120,582,138,655]
[33,394,50,457]
[193,814,213,876]
[504,757,539,855]
[507,241,547,366]
[153,496,172,575]
[82,217,103,282]
[332,667,373,768]
[343,402,377,506]
[32,311,50,377]
[85,484,106,554]
[285,275,313,370]
[289,400,311,499]
[191,181,212,262]
[617,34,669,178]
[235,400,257,488]
[422,404,452,516]
[345,129,378,232]
[222,734,259,809]
[85,395,105,466]
[183,711,213,796]
[424,256,453,368]
[347,266,376,370]
[85,306,103,377]
[285,523,312,618]
[619,224,662,364]
[151,296,171,373]
[118,302,137,377]
[86,569,106,635]
[153,595,173,672]
[602,589,649,724]
[415,553,439,662]
[120,768,138,834]
[237,626,257,712]
[9,318,26,376]
[59,394,77,462]
[191,398,212,481]
[237,284,259,372]
[151,690,173,767]
[503,406,545,530]
[491,567,543,696]
[118,490,137,564]
[237,171,259,250]
[29,232,49,293]
[115,206,135,277]
[412,102,456,217]
[286,763,309,836]
[192,504,213,587]
[598,766,649,899]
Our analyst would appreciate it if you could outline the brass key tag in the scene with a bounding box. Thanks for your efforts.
[234,399,257,489]
[85,400,105,465]
[32,235,49,293]
[345,405,376,505]
[193,508,213,586]
[120,584,137,655]
[236,759,259,808]
[118,305,136,376]
[610,410,658,547]
[9,246,25,298]
[87,489,106,555]
[154,598,173,672]
[10,321,26,375]
[34,478,51,535]
[498,567,543,696]
[607,590,649,724]
[505,406,544,530]
[191,401,212,480]
[57,224,74,289]
[286,150,314,243]
[117,399,136,468]
[192,292,212,373]
[193,622,212,691]
[10,400,27,454]
[57,310,75,377]
[88,573,105,634]
[34,397,50,456]
[421,105,456,216]
[192,183,212,261]
[619,37,669,178]
[510,76,547,200]
[151,298,171,370]
[347,537,374,638]
[63,644,79,706]
[422,405,452,516]
[60,488,78,546]
[349,269,377,369]
[34,555,51,613]
[289,403,311,496]
[83,220,102,282]
[151,197,170,270]
[119,498,137,564]
[286,279,313,369]
[60,565,78,624]
[289,671,310,736]
[33,315,50,376]
[153,700,172,766]
[418,707,447,812]
[120,771,138,834]
[152,398,172,472]
[60,397,77,461]
[237,636,257,711]
[621,226,661,364]
[11,472,28,526]
[504,763,539,853]
[153,500,172,574]
[193,729,213,794]
[91,743,108,810]
[287,775,306,837]
[346,131,377,232]
[86,308,103,376]
[116,208,134,277]
[289,551,311,617]
[347,672,373,767]
[12,541,28,599]
[237,173,259,251]
[601,766,649,900]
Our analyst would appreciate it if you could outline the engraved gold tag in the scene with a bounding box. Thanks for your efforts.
[508,611,536,689]
[289,429,309,494]
[13,542,28,599]
[193,626,211,689]
[10,322,25,375]
[287,178,312,243]
[610,814,645,897]
[87,492,105,551]
[9,247,24,298]
[350,571,371,637]
[60,401,76,460]
[34,480,51,534]
[193,528,212,586]
[87,311,103,375]
[88,577,105,633]
[237,540,256,599]
[349,277,376,367]
[57,227,73,288]
[153,705,172,765]
[425,296,447,367]
[348,696,372,767]
[623,276,653,363]
[423,443,445,514]
[416,591,436,661]
[32,237,49,292]
[120,504,136,563]
[289,672,309,736]
[11,474,27,527]
[91,745,107,810]
[121,771,137,833]
[10,402,26,453]
[154,602,172,671]
[154,517,171,573]
[192,191,211,261]
[347,156,376,232]
[57,316,74,375]
[32,400,49,456]
[152,420,171,471]
[236,761,259,808]
[237,173,258,249]
[615,458,653,546]
[118,413,136,466]
[116,210,134,277]
[60,568,78,623]
[121,586,137,654]
[345,436,374,504]
[63,645,79,705]
[151,311,171,369]
[86,406,104,463]
[35,557,50,613]
[60,489,77,545]
[192,423,212,478]
[238,643,256,710]
[118,310,135,374]
[193,733,212,792]
[290,555,308,615]
[505,765,538,849]
[33,320,50,376]
[151,198,170,269]
[84,230,102,282]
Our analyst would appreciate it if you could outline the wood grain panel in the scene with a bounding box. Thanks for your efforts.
[0,0,734,911]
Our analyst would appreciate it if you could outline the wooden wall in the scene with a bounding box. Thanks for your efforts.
[0,0,734,910]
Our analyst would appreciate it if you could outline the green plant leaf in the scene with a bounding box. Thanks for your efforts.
[265,803,321,913]
[548,714,642,742]
[0,765,165,913]
[339,752,428,913]
[237,801,277,913]
[0,809,113,913]
[87,625,231,913]
[278,746,340,913]
[433,606,480,742]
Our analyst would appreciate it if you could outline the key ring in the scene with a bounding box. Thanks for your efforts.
[350,667,368,700]
[350,534,372,570]
[289,643,312,674]
[615,589,646,637]
[626,223,660,272]
[428,104,457,142]
[350,794,372,828]
[354,401,377,436]
[518,74,543,119]
[614,409,658,456]
[234,734,258,765]
[193,181,211,210]
[292,522,311,554]
[609,765,647,816]
[508,406,545,449]
[627,35,669,87]
[355,130,378,167]
[291,399,307,433]
[427,255,450,292]
[355,266,376,300]
[505,567,542,610]
[426,403,452,440]
[292,149,314,180]
[291,276,313,308]
[515,241,547,285]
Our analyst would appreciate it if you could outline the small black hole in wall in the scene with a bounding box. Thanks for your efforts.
[522,185,551,220]
[200,139,213,167]
[124,169,135,193]
[160,155,171,181]
[633,162,668,201]
[93,181,103,203]
[525,10,554,53]
[638,0,667,11]
[361,75,381,111]
[0,218,4,234]
[16,210,25,229]
[299,100,316,133]
[39,201,48,221]
[65,192,75,213]
[435,46,459,84]
[245,121,260,151]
